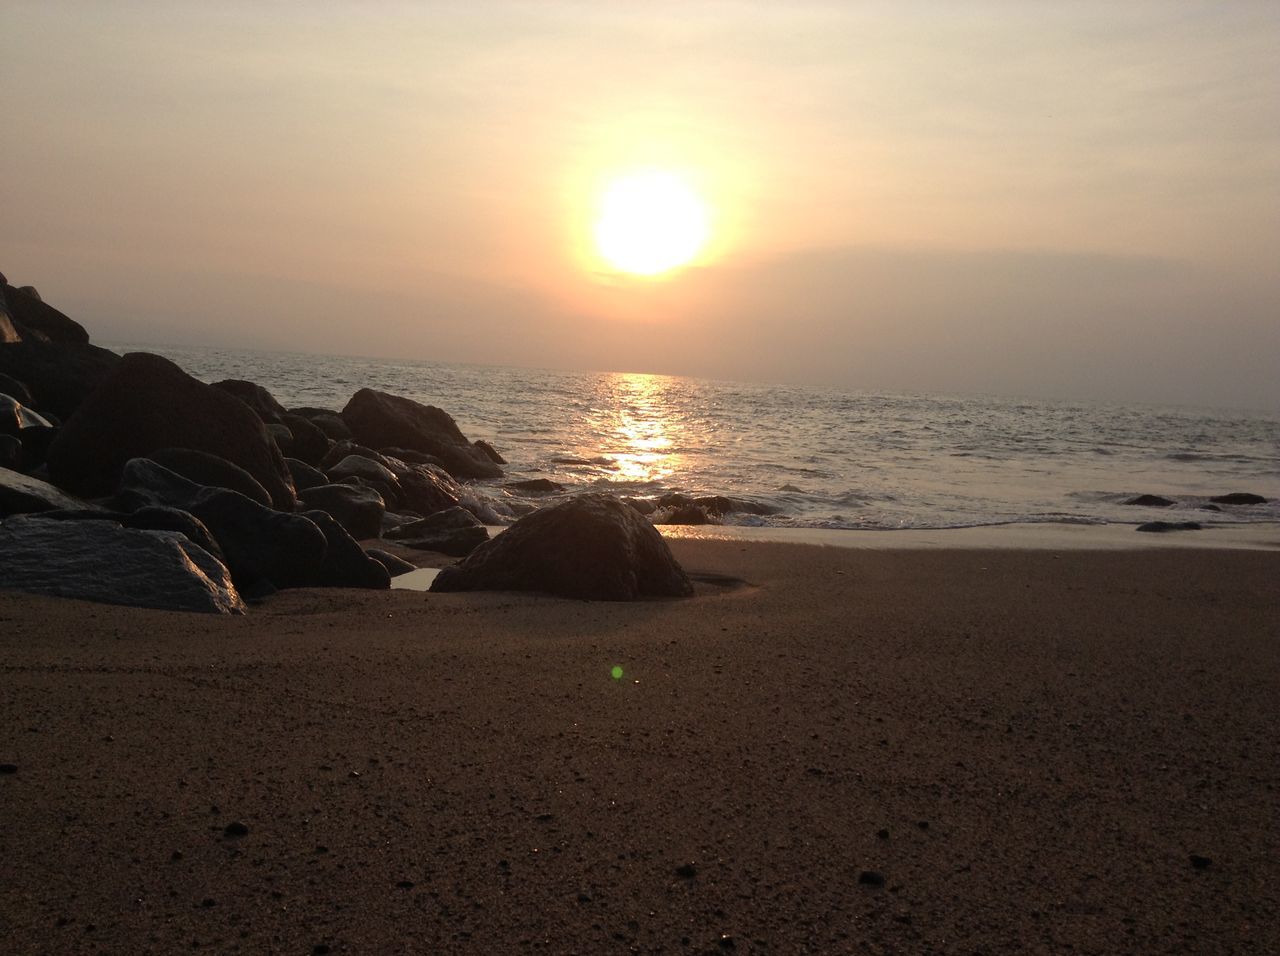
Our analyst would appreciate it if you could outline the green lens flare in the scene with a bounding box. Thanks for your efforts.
[611,665,624,680]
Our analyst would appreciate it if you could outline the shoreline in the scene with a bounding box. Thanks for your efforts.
[2,540,1277,952]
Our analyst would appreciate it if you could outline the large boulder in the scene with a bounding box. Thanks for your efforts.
[29,506,224,563]
[0,466,96,517]
[46,352,295,509]
[431,493,692,600]
[298,483,385,540]
[145,447,273,508]
[0,338,121,420]
[0,280,90,345]
[290,406,351,442]
[341,389,502,481]
[299,510,390,589]
[0,514,244,614]
[396,462,463,516]
[0,393,53,438]
[285,457,328,492]
[280,413,329,466]
[212,379,287,424]
[385,506,489,556]
[112,459,323,597]
[0,373,35,407]
[1124,494,1175,507]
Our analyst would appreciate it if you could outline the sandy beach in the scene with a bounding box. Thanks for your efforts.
[2,539,1277,954]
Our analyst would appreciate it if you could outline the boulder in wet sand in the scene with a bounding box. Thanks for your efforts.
[1137,521,1202,533]
[385,505,488,556]
[365,548,416,577]
[46,353,295,509]
[1209,492,1267,505]
[431,493,693,600]
[0,514,244,614]
[300,510,391,590]
[1124,494,1175,507]
[341,388,502,481]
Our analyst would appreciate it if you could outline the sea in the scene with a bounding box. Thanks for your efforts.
[112,344,1280,533]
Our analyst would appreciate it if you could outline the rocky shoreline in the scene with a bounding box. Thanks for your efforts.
[1,275,693,612]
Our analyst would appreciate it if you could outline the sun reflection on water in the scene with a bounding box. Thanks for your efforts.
[594,372,683,484]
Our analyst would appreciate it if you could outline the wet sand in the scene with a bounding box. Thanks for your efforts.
[1,541,1277,953]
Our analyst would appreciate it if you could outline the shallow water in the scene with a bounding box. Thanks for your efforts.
[113,343,1280,532]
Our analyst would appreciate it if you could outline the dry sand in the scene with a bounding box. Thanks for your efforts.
[1,540,1277,954]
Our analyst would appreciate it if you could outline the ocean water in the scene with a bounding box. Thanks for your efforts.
[113,344,1280,532]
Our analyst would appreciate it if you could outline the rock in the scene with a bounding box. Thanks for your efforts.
[0,466,96,517]
[857,870,886,887]
[321,441,390,472]
[290,407,352,442]
[431,493,693,601]
[1136,521,1202,533]
[112,458,325,597]
[328,454,400,490]
[365,548,416,577]
[475,439,506,464]
[145,447,273,508]
[0,393,52,438]
[299,510,390,589]
[18,425,58,470]
[266,423,293,453]
[1199,504,1222,512]
[378,447,442,467]
[286,458,329,492]
[0,281,90,344]
[0,436,20,470]
[385,506,489,556]
[0,373,35,407]
[693,495,777,517]
[223,821,250,838]
[47,353,295,509]
[212,379,287,424]
[281,413,329,466]
[1189,854,1212,870]
[0,338,120,420]
[341,388,502,481]
[0,514,244,614]
[396,462,463,516]
[505,478,563,494]
[31,506,224,563]
[675,863,697,879]
[1209,492,1267,505]
[298,483,385,540]
[0,311,20,345]
[1124,494,1175,507]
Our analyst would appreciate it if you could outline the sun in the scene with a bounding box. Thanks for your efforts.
[593,170,710,276]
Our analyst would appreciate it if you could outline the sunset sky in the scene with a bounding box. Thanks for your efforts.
[2,2,1277,408]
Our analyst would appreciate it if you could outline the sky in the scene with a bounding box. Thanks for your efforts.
[2,1,1278,409]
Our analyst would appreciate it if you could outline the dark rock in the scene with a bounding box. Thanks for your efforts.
[0,436,20,471]
[18,425,58,470]
[223,821,250,838]
[693,495,777,517]
[301,510,390,589]
[432,493,693,601]
[286,458,329,492]
[0,310,20,345]
[212,379,287,424]
[858,870,885,887]
[0,338,120,420]
[0,514,244,613]
[328,454,400,491]
[265,423,293,453]
[1,281,89,344]
[145,447,273,508]
[365,548,416,577]
[386,506,489,556]
[0,466,95,517]
[475,439,506,464]
[624,496,656,516]
[291,407,352,442]
[1189,854,1212,870]
[112,459,325,596]
[675,863,697,879]
[0,373,35,407]
[378,446,441,466]
[341,388,502,481]
[1136,521,1202,533]
[33,506,224,563]
[505,478,563,494]
[1199,503,1222,512]
[1124,494,1175,507]
[298,483,385,540]
[1209,492,1267,505]
[321,441,390,472]
[281,414,329,466]
[396,463,463,516]
[46,353,295,509]
[0,393,53,438]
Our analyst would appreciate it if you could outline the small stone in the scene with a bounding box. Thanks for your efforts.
[675,862,697,879]
[718,934,737,949]
[0,763,17,774]
[349,770,361,779]
[170,850,184,861]
[313,946,331,955]
[1189,854,1212,870]
[858,870,886,887]
[577,892,592,903]
[877,828,890,840]
[916,821,930,830]
[223,821,249,838]
[200,898,216,908]
[396,880,415,889]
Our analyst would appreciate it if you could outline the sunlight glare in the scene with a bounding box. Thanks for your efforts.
[593,170,710,276]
